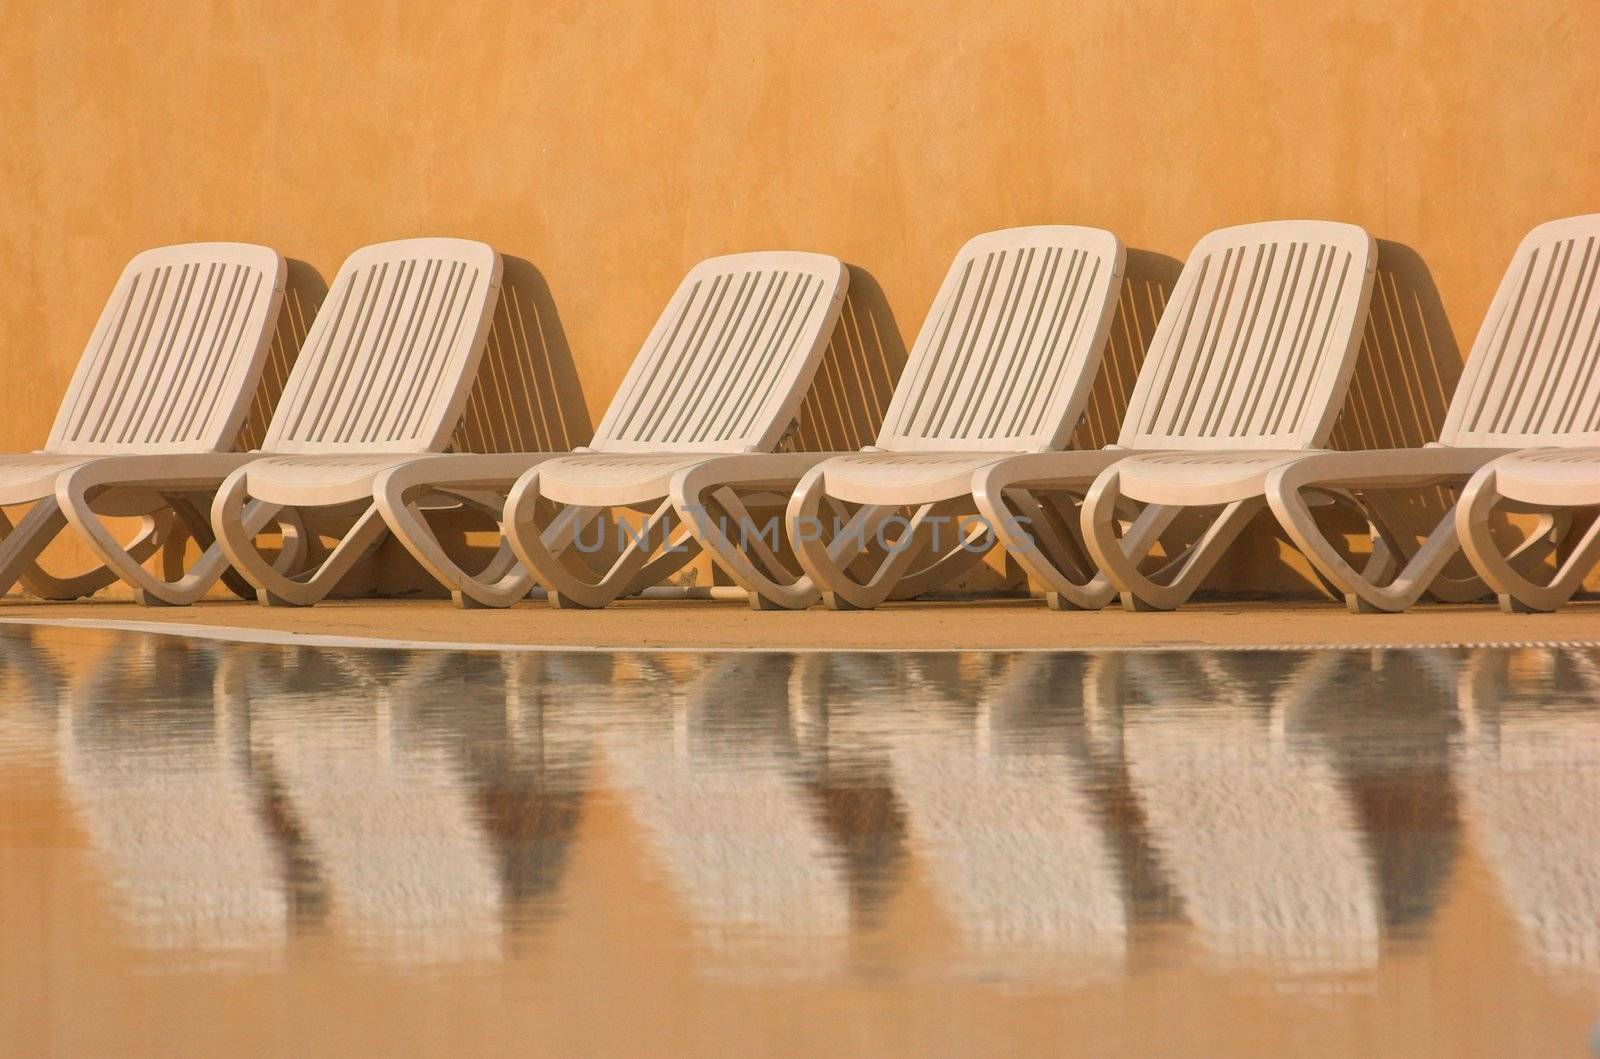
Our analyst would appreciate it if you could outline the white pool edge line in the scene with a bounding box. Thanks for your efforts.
[1,615,1597,656]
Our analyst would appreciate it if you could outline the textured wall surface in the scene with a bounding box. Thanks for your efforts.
[2,0,1596,597]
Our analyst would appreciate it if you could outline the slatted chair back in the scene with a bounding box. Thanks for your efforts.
[1117,221,1377,451]
[263,238,502,454]
[1442,214,1600,448]
[872,226,1125,454]
[48,243,286,455]
[591,251,848,454]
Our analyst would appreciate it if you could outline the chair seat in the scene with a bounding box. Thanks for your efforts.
[537,453,731,507]
[815,452,1019,506]
[1485,446,1600,506]
[0,453,98,505]
[1113,450,1316,505]
[243,454,423,506]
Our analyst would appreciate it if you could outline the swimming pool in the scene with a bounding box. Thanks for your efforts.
[0,626,1595,1056]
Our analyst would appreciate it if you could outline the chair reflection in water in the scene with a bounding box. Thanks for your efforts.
[1117,649,1461,975]
[1452,646,1600,977]
[596,654,855,955]
[871,653,1136,975]
[25,633,293,955]
[242,649,592,963]
[22,632,596,965]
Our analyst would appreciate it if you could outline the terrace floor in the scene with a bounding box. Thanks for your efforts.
[3,596,1595,652]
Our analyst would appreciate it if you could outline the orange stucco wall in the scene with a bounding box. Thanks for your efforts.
[2,0,1597,598]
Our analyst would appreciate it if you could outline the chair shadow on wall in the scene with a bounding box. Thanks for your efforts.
[1215,238,1465,599]
[360,256,592,597]
[1069,248,1183,452]
[791,264,909,453]
[451,256,593,456]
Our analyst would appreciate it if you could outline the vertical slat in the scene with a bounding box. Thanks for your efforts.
[398,264,479,444]
[936,248,1032,437]
[654,270,767,443]
[1258,246,1337,437]
[280,265,377,442]
[1160,249,1243,437]
[1275,250,1352,437]
[1533,236,1599,435]
[143,262,229,443]
[1179,242,1272,438]
[99,270,171,440]
[1521,237,1594,434]
[705,273,799,442]
[919,250,1008,437]
[1135,254,1218,439]
[982,247,1067,437]
[324,260,415,442]
[728,278,825,441]
[183,267,262,443]
[1447,224,1600,444]
[888,259,976,438]
[1490,240,1569,437]
[613,277,728,442]
[1202,243,1283,438]
[155,264,245,443]
[364,259,448,443]
[1224,243,1307,438]
[1006,251,1099,439]
[1118,224,1373,450]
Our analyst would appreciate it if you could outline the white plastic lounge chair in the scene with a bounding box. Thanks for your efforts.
[0,243,285,602]
[755,227,1124,610]
[210,238,505,606]
[57,238,502,606]
[373,251,847,609]
[969,221,1377,610]
[1266,214,1600,612]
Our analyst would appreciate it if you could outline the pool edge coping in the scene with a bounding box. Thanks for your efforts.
[2,615,1598,655]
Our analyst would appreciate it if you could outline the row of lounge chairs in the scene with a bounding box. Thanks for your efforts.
[0,218,1595,614]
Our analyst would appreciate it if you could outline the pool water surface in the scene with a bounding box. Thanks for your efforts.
[0,626,1595,1056]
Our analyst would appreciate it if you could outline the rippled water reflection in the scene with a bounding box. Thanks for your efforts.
[0,627,1595,1055]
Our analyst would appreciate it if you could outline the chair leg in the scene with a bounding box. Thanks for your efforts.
[55,468,250,607]
[0,501,75,598]
[970,463,1125,610]
[1458,466,1600,613]
[212,470,386,607]
[1082,469,1259,611]
[787,470,908,611]
[671,465,818,610]
[1266,467,1467,614]
[372,467,534,609]
[505,472,687,610]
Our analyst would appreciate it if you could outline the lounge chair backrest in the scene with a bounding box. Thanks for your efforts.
[48,243,286,456]
[873,226,1125,453]
[263,238,502,454]
[1442,214,1600,447]
[591,251,848,453]
[1117,221,1376,451]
